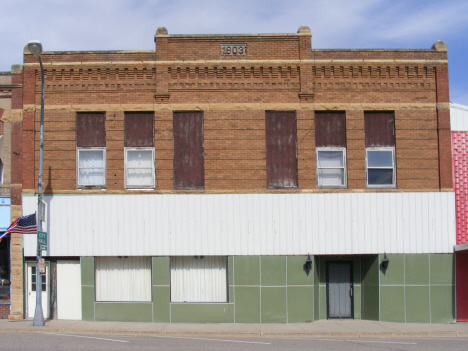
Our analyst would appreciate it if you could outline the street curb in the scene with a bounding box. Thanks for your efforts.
[0,328,467,339]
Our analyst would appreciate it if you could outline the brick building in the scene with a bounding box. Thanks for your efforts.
[13,26,455,322]
[0,67,22,319]
[450,102,468,322]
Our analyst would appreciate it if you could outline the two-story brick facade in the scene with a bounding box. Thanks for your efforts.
[13,26,455,323]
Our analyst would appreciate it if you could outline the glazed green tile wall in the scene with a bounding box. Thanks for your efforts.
[430,254,454,285]
[81,257,94,286]
[353,286,361,320]
[287,256,313,285]
[234,256,260,286]
[261,287,287,323]
[376,254,455,324]
[152,257,169,285]
[430,285,455,323]
[319,286,327,320]
[81,286,95,321]
[153,286,170,323]
[228,256,234,286]
[361,255,379,321]
[234,287,260,323]
[287,287,314,323]
[380,286,405,322]
[170,303,234,323]
[405,254,429,285]
[81,257,95,321]
[406,286,430,323]
[261,256,286,286]
[95,303,152,322]
[379,254,404,285]
[313,256,320,321]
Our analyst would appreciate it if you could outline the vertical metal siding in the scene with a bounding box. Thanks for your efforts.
[450,103,468,131]
[22,192,455,257]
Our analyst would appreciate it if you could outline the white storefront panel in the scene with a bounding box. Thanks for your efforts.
[23,192,455,256]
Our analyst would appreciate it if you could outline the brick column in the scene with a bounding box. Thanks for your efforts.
[154,27,170,103]
[8,65,24,319]
[433,41,452,191]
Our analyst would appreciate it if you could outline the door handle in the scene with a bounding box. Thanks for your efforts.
[349,288,353,297]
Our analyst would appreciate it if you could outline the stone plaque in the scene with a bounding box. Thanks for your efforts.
[221,44,246,56]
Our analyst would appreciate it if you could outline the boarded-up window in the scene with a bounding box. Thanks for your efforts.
[364,112,395,147]
[365,111,396,188]
[76,113,106,188]
[315,112,346,147]
[315,112,347,188]
[173,111,204,189]
[76,113,106,147]
[124,112,154,147]
[265,111,297,188]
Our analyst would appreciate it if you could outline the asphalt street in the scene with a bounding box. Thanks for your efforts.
[1,332,468,351]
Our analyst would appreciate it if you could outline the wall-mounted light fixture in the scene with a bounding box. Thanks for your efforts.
[381,252,389,269]
[305,253,312,270]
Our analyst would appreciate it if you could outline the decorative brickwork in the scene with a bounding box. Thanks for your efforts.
[452,132,468,245]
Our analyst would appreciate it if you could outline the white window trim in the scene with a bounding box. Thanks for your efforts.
[95,256,152,302]
[170,256,229,303]
[316,147,347,189]
[76,147,106,189]
[124,147,155,189]
[365,147,396,188]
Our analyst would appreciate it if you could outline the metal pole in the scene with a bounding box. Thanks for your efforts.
[33,56,45,326]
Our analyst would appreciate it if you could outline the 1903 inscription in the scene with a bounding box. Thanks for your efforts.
[221,44,246,56]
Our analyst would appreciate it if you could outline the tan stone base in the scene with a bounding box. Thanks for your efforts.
[8,313,23,320]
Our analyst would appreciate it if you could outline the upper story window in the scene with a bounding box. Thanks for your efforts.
[265,111,297,189]
[173,111,204,190]
[76,113,106,189]
[124,112,155,189]
[364,112,396,188]
[315,112,347,188]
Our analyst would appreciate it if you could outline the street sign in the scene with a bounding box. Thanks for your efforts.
[38,258,46,274]
[39,201,46,222]
[38,231,47,251]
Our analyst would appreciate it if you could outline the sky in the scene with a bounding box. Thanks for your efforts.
[1,0,468,105]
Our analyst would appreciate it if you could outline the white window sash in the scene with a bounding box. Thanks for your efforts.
[316,147,347,188]
[170,256,228,303]
[95,257,152,302]
[124,147,155,189]
[365,147,396,188]
[76,148,106,188]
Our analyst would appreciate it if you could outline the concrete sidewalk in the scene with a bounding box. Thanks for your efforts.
[1,319,468,338]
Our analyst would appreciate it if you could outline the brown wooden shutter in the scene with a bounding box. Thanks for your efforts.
[315,112,346,147]
[76,113,106,147]
[173,111,204,189]
[265,111,298,188]
[364,112,395,147]
[124,112,154,147]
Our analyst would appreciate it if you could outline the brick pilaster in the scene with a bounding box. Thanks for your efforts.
[9,65,24,320]
[435,65,452,190]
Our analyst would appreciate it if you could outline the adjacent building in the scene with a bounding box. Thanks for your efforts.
[0,66,22,319]
[450,102,468,322]
[12,26,455,323]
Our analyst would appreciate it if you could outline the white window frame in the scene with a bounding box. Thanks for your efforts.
[124,147,155,189]
[95,256,152,302]
[316,147,347,189]
[170,256,228,303]
[365,147,396,188]
[76,147,106,189]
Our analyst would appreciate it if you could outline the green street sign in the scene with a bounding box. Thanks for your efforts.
[38,231,47,250]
